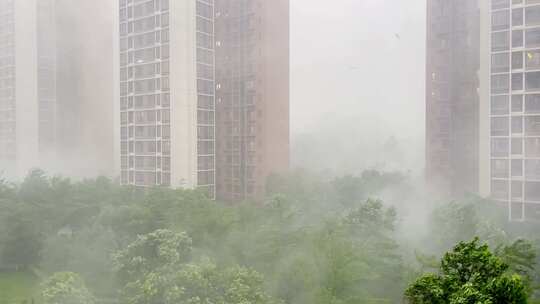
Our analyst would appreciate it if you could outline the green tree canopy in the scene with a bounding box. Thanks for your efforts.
[41,272,95,304]
[406,238,529,304]
[114,229,278,304]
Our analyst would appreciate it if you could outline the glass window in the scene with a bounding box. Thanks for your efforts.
[526,28,540,48]
[512,181,523,200]
[492,31,510,52]
[512,159,523,177]
[525,160,540,179]
[512,95,523,112]
[492,95,509,115]
[512,52,523,70]
[513,8,524,26]
[525,182,540,202]
[492,0,510,9]
[526,5,540,26]
[512,116,523,133]
[492,74,510,94]
[492,138,510,157]
[525,138,540,157]
[513,30,524,47]
[525,116,540,135]
[493,10,510,30]
[525,50,540,70]
[512,73,524,90]
[492,159,509,178]
[526,71,540,90]
[525,94,540,113]
[492,117,510,136]
[512,138,523,155]
[493,53,510,73]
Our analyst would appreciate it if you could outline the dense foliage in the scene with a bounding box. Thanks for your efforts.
[41,272,95,304]
[0,169,538,303]
[406,238,529,304]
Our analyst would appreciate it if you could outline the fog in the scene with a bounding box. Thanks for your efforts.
[2,0,540,303]
[291,0,426,175]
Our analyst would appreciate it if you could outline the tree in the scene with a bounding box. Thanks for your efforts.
[114,229,278,304]
[1,218,43,269]
[41,272,95,304]
[405,238,529,304]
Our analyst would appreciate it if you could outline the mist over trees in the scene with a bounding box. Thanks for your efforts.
[0,169,539,303]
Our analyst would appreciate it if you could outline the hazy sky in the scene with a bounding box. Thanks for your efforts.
[290,0,426,143]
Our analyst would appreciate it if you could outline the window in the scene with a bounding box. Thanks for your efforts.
[492,117,509,136]
[526,28,540,48]
[513,30,523,47]
[525,160,540,179]
[512,95,523,112]
[513,8,524,26]
[197,63,214,80]
[492,159,509,178]
[512,116,523,133]
[491,74,509,94]
[161,93,170,107]
[512,52,523,70]
[525,138,540,157]
[197,32,213,49]
[492,31,509,52]
[525,50,540,70]
[492,138,509,157]
[512,182,523,202]
[512,73,523,90]
[161,44,169,59]
[492,95,509,115]
[492,0,510,9]
[526,5,540,26]
[134,63,157,79]
[161,13,169,27]
[197,79,214,95]
[161,29,169,42]
[196,1,213,19]
[512,138,523,155]
[526,71,540,90]
[525,94,540,112]
[135,141,156,154]
[525,116,540,135]
[162,77,169,90]
[162,141,171,155]
[134,126,157,139]
[162,126,170,139]
[525,182,540,202]
[197,48,214,65]
[161,0,169,10]
[196,16,213,35]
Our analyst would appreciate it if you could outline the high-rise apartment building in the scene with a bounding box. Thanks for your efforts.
[214,0,290,201]
[116,0,289,201]
[117,0,216,196]
[426,0,481,197]
[0,0,116,179]
[489,0,540,221]
[0,0,57,178]
[55,0,116,178]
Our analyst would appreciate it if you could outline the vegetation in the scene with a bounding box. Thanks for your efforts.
[0,169,538,303]
[41,272,95,304]
[0,271,38,304]
[406,238,529,304]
